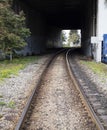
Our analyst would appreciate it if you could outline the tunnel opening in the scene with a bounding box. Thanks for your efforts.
[62,29,81,48]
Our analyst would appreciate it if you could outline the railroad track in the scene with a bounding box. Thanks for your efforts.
[15,49,103,130]
[66,50,105,130]
[67,50,107,130]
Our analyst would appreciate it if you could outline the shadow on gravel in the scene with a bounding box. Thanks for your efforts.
[70,57,107,108]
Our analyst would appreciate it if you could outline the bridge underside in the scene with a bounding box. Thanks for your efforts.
[17,0,97,56]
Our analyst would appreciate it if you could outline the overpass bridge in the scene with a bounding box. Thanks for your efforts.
[14,0,107,57]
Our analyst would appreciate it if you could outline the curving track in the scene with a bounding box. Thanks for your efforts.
[66,50,105,130]
[15,50,103,130]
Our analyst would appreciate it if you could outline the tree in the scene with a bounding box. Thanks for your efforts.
[61,31,67,42]
[68,30,80,45]
[0,0,30,60]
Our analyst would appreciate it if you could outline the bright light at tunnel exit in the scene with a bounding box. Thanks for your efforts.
[62,29,81,48]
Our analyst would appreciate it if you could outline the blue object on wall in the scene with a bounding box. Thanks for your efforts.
[102,34,107,63]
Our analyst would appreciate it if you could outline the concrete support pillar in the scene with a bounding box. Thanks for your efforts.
[81,1,92,56]
[97,0,107,38]
[93,0,107,62]
[81,0,97,57]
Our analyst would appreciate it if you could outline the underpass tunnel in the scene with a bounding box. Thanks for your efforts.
[15,0,97,56]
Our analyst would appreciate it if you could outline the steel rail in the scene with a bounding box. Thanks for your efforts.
[15,49,65,130]
[66,49,104,130]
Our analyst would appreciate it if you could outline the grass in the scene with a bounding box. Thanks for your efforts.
[0,56,38,82]
[0,101,6,106]
[0,114,3,119]
[0,100,15,108]
[80,60,107,77]
[7,100,15,108]
[0,95,3,98]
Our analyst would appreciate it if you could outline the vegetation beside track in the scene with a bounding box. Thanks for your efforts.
[80,60,107,77]
[0,56,38,82]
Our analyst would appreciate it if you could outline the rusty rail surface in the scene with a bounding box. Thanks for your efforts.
[66,49,104,130]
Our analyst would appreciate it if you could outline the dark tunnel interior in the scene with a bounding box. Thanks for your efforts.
[19,0,90,29]
[16,0,97,56]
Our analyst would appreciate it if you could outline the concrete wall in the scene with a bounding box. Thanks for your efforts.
[81,0,93,56]
[81,0,97,56]
[26,10,47,54]
[97,0,107,39]
[46,27,62,48]
[19,2,63,54]
[13,1,48,54]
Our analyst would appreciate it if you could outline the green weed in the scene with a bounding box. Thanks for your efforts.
[80,60,107,77]
[7,100,15,108]
[0,101,6,106]
[0,56,38,82]
[0,95,3,98]
[0,114,3,119]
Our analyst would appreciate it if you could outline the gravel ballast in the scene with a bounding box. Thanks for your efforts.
[69,55,107,129]
[71,55,107,105]
[0,53,107,130]
[0,55,51,130]
[23,55,97,130]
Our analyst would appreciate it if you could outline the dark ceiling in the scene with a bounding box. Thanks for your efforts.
[21,0,87,13]
[20,0,90,29]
